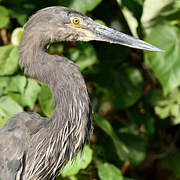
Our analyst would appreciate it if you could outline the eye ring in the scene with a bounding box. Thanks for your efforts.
[72,17,80,25]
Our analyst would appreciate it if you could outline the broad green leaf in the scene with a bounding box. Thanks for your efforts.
[0,6,8,16]
[0,6,10,28]
[60,0,102,14]
[61,145,93,177]
[98,163,123,180]
[0,76,26,97]
[144,25,180,94]
[112,64,143,109]
[21,79,41,109]
[0,45,19,76]
[94,64,143,110]
[0,96,23,128]
[39,85,53,117]
[11,27,23,46]
[0,76,10,90]
[95,114,129,161]
[7,92,21,105]
[6,75,26,94]
[141,0,172,33]
[118,133,147,165]
[65,42,98,70]
[70,0,102,13]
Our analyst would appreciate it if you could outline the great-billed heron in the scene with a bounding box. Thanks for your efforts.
[0,6,162,180]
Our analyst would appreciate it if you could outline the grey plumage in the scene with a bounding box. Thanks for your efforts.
[0,6,161,180]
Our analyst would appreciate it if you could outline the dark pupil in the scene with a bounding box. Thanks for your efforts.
[74,19,79,23]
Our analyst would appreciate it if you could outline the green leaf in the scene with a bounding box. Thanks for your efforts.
[61,145,93,177]
[0,76,26,99]
[93,63,143,110]
[112,64,143,109]
[0,76,10,90]
[6,75,26,94]
[0,96,23,128]
[121,0,143,20]
[141,0,172,33]
[95,114,129,161]
[39,85,53,117]
[118,133,147,165]
[0,45,19,76]
[120,7,139,37]
[7,92,21,105]
[21,79,41,109]
[11,27,23,46]
[71,0,102,13]
[145,25,180,94]
[147,88,180,124]
[60,0,102,14]
[65,42,98,71]
[98,163,123,180]
[0,6,10,28]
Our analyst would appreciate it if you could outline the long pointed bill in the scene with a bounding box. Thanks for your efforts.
[85,20,163,52]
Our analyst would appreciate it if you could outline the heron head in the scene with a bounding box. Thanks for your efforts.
[25,6,162,51]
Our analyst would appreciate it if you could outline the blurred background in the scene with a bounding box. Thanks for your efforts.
[0,0,180,180]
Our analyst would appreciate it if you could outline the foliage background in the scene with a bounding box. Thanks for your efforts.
[0,0,180,179]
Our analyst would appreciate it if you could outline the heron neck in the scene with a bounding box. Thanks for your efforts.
[19,29,91,124]
[19,29,92,177]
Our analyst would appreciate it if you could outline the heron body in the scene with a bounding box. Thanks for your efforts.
[0,6,161,180]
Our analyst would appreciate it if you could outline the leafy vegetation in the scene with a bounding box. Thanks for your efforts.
[0,0,180,179]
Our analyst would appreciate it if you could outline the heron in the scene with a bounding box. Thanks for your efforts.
[0,6,162,180]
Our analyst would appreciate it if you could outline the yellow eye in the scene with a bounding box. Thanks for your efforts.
[72,17,80,25]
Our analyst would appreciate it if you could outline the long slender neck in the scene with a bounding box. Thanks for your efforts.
[19,26,92,135]
[20,28,92,178]
[19,29,89,121]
